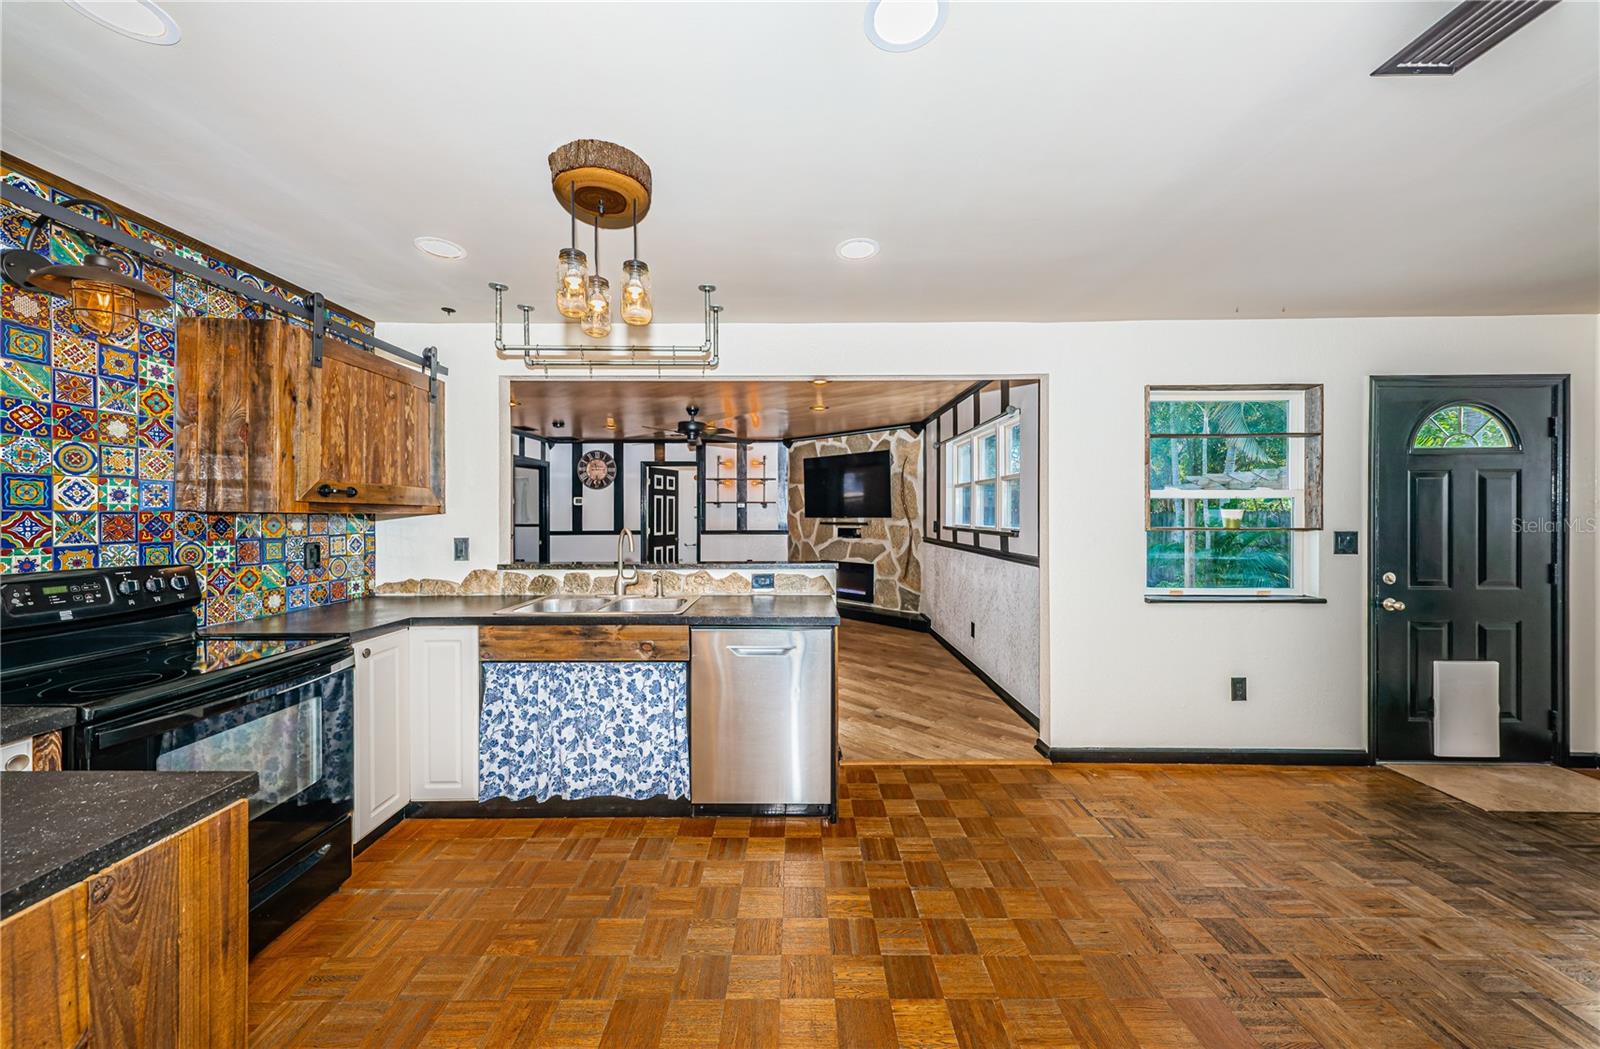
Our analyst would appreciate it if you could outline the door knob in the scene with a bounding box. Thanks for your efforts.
[1381,597,1406,612]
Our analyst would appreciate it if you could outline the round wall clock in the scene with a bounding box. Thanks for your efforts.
[578,450,617,490]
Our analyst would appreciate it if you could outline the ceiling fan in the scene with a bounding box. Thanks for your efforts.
[652,404,737,449]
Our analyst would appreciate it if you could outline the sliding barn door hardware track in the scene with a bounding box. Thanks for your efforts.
[0,182,446,377]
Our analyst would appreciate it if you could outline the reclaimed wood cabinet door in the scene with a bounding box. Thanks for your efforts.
[83,800,248,1049]
[291,338,443,514]
[0,885,89,1049]
[409,627,480,802]
[176,318,444,516]
[355,629,411,841]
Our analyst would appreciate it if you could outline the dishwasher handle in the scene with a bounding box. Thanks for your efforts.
[726,645,797,657]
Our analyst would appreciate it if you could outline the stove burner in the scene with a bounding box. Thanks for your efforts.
[66,671,174,694]
[38,670,186,700]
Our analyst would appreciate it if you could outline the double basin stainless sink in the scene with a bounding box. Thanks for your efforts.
[496,595,694,616]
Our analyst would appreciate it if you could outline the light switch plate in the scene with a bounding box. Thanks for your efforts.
[1334,531,1359,555]
[453,537,469,561]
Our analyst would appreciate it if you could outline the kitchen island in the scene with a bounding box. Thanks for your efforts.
[1,771,255,1048]
[204,592,841,841]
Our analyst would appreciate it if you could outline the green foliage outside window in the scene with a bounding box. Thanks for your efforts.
[1147,397,1297,591]
[1413,405,1513,449]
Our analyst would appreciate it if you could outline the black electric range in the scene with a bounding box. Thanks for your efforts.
[0,565,355,953]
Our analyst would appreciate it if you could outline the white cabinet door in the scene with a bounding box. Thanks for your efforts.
[409,627,480,801]
[354,628,410,841]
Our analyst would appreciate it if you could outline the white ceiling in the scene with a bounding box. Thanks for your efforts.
[2,2,1595,324]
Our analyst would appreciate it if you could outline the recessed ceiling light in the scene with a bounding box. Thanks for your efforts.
[835,238,879,261]
[811,379,830,386]
[64,0,182,45]
[864,0,947,53]
[414,236,466,261]
[809,403,829,413]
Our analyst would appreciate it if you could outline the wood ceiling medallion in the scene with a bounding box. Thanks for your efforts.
[548,140,651,229]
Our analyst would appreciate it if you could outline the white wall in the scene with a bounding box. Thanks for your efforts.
[700,534,790,562]
[377,313,1599,757]
[923,544,1041,717]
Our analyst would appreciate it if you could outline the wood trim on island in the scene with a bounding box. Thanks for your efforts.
[479,624,691,662]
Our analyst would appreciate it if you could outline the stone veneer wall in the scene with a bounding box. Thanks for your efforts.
[374,567,834,597]
[787,428,922,611]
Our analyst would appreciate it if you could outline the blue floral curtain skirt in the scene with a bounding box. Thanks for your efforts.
[479,661,689,802]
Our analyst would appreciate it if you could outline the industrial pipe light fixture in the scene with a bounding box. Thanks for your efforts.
[490,138,722,370]
[1,197,169,341]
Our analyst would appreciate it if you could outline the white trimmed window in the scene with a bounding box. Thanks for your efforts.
[1145,386,1323,596]
[944,411,1022,532]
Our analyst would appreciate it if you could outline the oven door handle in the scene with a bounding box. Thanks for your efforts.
[92,657,354,749]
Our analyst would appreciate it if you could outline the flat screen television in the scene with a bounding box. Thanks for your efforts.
[803,450,892,518]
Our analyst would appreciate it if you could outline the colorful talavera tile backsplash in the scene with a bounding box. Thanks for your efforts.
[0,166,375,627]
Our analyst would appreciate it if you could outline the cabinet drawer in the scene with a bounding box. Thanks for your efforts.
[479,625,690,662]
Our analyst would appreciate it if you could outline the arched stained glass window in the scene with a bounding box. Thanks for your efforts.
[1413,404,1514,449]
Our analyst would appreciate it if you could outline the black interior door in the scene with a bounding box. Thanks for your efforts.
[512,459,548,564]
[645,466,679,563]
[1370,376,1566,762]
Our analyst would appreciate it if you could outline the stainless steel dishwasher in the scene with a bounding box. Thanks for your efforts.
[690,628,833,810]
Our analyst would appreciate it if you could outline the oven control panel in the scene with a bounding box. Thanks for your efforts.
[0,565,199,625]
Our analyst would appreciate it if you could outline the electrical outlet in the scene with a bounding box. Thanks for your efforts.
[303,541,322,571]
[1230,677,1247,702]
[752,573,774,590]
[453,537,470,561]
[970,621,976,639]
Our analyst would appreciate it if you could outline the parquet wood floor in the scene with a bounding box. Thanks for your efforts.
[837,620,1042,762]
[249,764,1600,1048]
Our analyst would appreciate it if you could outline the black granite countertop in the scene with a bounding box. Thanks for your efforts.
[498,561,836,572]
[1,706,77,745]
[204,593,839,641]
[205,595,528,640]
[1,771,257,917]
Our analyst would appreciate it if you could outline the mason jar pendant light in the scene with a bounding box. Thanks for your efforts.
[581,203,612,338]
[555,184,589,320]
[620,200,653,327]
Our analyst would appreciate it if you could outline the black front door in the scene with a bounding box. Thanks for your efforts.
[644,466,680,563]
[1370,376,1567,762]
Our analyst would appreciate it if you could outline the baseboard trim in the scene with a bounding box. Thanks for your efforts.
[353,809,406,855]
[928,628,1040,731]
[406,795,692,818]
[1561,752,1599,769]
[837,599,930,631]
[1033,742,1373,766]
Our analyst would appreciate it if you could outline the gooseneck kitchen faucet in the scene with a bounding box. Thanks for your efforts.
[616,528,638,596]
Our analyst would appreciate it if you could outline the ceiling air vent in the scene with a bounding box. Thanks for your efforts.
[1372,0,1559,76]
